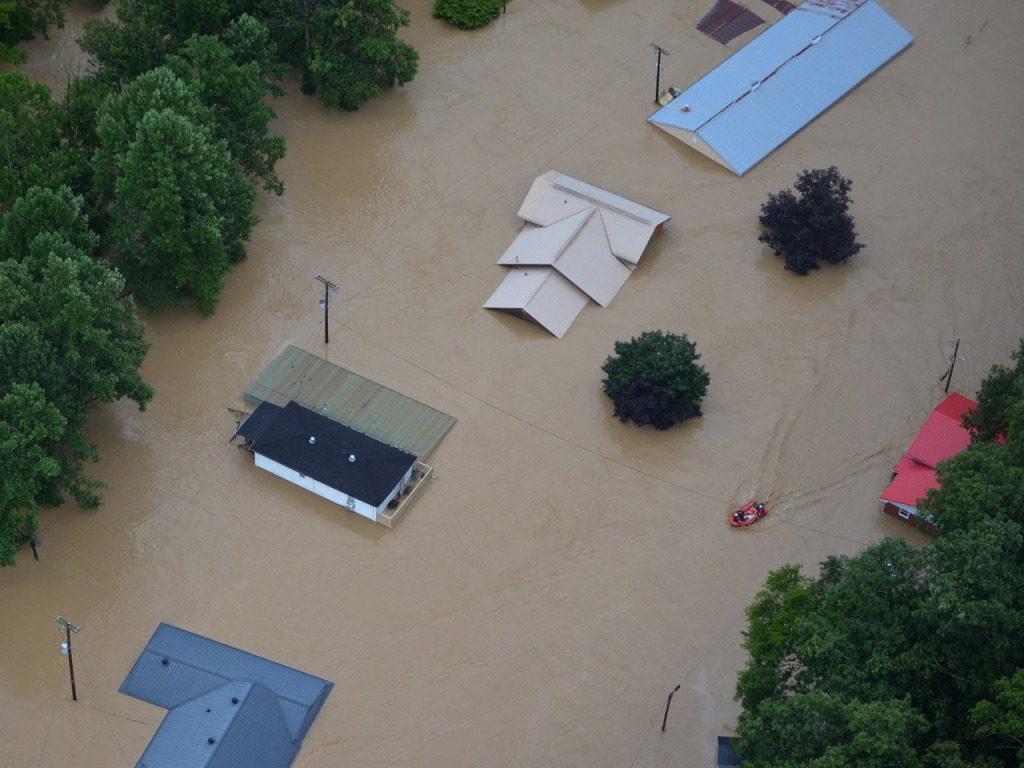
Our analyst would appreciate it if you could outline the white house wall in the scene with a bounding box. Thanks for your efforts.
[254,454,412,523]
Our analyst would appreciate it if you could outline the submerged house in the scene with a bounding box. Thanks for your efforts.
[237,400,418,524]
[648,0,913,175]
[880,393,976,532]
[483,170,671,337]
[119,623,333,768]
[235,345,457,526]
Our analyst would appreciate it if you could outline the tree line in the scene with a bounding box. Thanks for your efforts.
[735,340,1024,767]
[1,0,419,564]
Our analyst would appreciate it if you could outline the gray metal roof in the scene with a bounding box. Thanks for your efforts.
[120,623,333,768]
[649,0,913,175]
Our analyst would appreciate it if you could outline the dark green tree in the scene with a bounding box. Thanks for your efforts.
[0,382,64,565]
[167,16,287,194]
[257,0,418,110]
[0,186,152,537]
[971,668,1024,765]
[963,338,1024,444]
[101,106,256,314]
[758,166,864,276]
[0,73,92,216]
[601,330,709,430]
[0,0,67,64]
[433,0,503,30]
[79,0,233,86]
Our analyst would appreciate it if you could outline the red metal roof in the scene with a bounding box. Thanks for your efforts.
[879,393,977,508]
[905,393,975,468]
[697,0,766,45]
[880,454,939,507]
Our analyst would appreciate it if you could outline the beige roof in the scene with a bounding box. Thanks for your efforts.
[483,268,590,339]
[486,171,671,337]
[517,170,671,265]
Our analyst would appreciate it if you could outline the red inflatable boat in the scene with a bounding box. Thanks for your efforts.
[730,500,766,528]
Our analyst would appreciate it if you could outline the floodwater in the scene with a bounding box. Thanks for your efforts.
[3,0,1023,765]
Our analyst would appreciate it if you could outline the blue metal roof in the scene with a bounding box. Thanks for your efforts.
[120,624,333,768]
[649,0,913,174]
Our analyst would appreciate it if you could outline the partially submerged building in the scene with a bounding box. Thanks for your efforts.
[235,346,456,526]
[648,0,913,175]
[119,623,333,768]
[483,171,671,337]
[879,393,976,532]
[237,400,418,523]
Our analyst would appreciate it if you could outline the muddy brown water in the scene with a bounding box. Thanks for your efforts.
[3,0,1024,766]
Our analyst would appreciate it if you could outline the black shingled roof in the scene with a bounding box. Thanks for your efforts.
[249,401,417,507]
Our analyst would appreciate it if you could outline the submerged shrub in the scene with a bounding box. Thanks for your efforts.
[433,0,504,29]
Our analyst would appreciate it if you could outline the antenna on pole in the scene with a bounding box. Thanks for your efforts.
[315,273,340,345]
[650,43,670,104]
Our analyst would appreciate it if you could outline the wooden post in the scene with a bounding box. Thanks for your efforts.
[944,338,961,394]
[650,44,670,104]
[661,684,680,732]
[57,616,80,701]
[315,274,339,345]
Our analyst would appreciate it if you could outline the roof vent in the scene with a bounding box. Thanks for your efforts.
[309,436,316,445]
[348,454,356,463]
[208,737,216,745]
[231,697,239,705]
[681,104,691,112]
[812,34,822,45]
[751,79,761,90]
[161,658,169,666]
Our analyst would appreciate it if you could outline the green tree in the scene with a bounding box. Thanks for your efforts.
[79,0,233,86]
[102,107,256,313]
[971,668,1024,764]
[167,16,286,194]
[0,382,64,565]
[759,166,864,276]
[0,0,67,64]
[601,330,709,430]
[433,0,503,30]
[963,339,1024,445]
[0,72,91,215]
[0,186,152,527]
[257,0,418,110]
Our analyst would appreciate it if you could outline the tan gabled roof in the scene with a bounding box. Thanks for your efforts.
[483,268,590,339]
[486,171,671,337]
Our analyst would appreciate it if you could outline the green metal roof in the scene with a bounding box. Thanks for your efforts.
[244,346,455,460]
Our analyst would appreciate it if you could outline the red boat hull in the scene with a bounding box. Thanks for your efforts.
[730,500,766,527]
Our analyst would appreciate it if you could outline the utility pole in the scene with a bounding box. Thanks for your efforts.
[940,338,966,394]
[315,273,339,345]
[661,684,681,732]
[56,616,80,701]
[650,43,670,104]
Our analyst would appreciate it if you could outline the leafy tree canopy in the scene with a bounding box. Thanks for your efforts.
[0,0,67,64]
[166,17,286,194]
[102,106,256,314]
[734,340,1024,768]
[963,338,1024,445]
[601,330,710,430]
[758,166,864,276]
[0,186,152,552]
[304,0,419,110]
[433,0,503,30]
[0,382,64,565]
